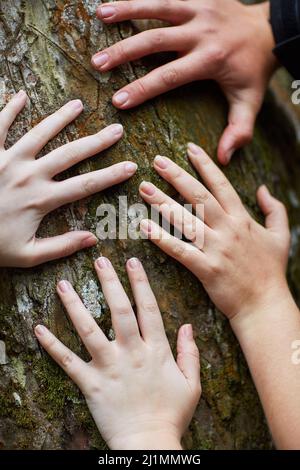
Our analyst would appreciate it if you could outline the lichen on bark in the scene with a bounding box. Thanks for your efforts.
[0,0,300,450]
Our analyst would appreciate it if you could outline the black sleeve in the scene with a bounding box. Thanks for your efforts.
[270,0,300,78]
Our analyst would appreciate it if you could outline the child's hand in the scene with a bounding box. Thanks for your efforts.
[92,0,277,164]
[139,143,290,324]
[0,91,137,268]
[35,257,201,450]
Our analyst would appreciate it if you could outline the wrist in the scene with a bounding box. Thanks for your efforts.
[252,1,279,74]
[108,430,182,451]
[230,279,294,336]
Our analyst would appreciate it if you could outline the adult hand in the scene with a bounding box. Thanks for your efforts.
[92,0,277,164]
[0,91,137,268]
[139,143,290,323]
[35,257,201,450]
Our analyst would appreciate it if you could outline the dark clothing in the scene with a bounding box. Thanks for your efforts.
[270,0,300,78]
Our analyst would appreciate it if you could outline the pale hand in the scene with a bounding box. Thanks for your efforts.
[0,91,137,268]
[35,258,201,450]
[92,0,277,164]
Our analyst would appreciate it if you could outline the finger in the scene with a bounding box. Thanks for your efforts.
[217,98,258,165]
[140,219,209,280]
[96,0,193,25]
[11,100,83,157]
[126,258,169,345]
[112,54,202,110]
[51,161,137,208]
[176,324,201,393]
[187,143,245,216]
[257,185,290,239]
[40,124,124,177]
[95,257,141,346]
[92,27,192,71]
[139,181,206,249]
[56,280,110,362]
[35,324,88,388]
[152,155,225,228]
[0,90,27,147]
[24,232,97,267]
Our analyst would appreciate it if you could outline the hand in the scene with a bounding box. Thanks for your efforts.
[92,0,277,164]
[0,91,137,268]
[34,257,201,450]
[138,146,300,449]
[139,143,290,323]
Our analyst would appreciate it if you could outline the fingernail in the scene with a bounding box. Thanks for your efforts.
[128,257,140,270]
[69,99,83,110]
[58,280,72,293]
[35,325,47,336]
[109,123,123,137]
[96,257,111,269]
[113,91,129,107]
[81,234,97,248]
[140,181,156,196]
[183,324,193,339]
[154,155,168,170]
[187,142,201,155]
[16,90,26,99]
[140,219,152,234]
[260,185,271,197]
[125,162,138,175]
[93,53,109,68]
[225,148,234,164]
[98,5,116,18]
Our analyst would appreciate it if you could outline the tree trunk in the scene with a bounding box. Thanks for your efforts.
[1,0,300,450]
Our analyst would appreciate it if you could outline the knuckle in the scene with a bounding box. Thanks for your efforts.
[80,323,97,339]
[171,242,187,260]
[150,30,166,48]
[207,257,222,277]
[110,165,121,180]
[115,303,132,316]
[140,301,158,314]
[31,128,46,146]
[161,66,179,87]
[206,46,226,66]
[80,177,97,197]
[45,337,57,350]
[60,352,74,368]
[191,189,210,204]
[85,381,102,399]
[215,178,229,192]
[135,79,148,98]
[63,238,78,256]
[171,167,183,182]
[115,41,130,63]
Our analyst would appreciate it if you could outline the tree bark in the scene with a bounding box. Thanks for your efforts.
[0,0,300,450]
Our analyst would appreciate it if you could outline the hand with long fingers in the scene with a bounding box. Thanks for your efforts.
[139,144,290,321]
[139,145,300,449]
[35,258,201,450]
[92,0,277,164]
[0,91,137,268]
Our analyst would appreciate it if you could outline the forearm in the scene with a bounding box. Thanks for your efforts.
[231,284,300,449]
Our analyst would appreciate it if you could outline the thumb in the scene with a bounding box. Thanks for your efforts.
[177,324,201,395]
[257,185,290,236]
[218,96,259,165]
[25,231,97,267]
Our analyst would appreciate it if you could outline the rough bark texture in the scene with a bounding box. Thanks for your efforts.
[0,0,300,450]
